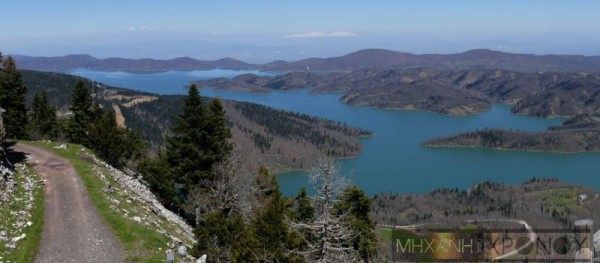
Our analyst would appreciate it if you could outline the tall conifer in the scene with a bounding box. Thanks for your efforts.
[0,56,28,139]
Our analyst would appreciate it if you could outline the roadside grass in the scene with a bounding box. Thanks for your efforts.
[25,141,169,263]
[0,165,44,263]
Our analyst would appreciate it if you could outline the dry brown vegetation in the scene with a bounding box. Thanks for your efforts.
[372,178,600,230]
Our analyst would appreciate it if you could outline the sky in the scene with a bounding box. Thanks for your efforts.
[1,0,599,62]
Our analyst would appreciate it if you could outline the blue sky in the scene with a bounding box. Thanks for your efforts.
[1,0,599,61]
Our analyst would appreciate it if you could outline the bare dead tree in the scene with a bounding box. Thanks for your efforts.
[187,157,257,224]
[289,158,363,263]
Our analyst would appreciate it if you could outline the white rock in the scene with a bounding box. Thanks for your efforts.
[132,216,142,223]
[593,230,600,255]
[167,241,176,249]
[177,245,187,257]
[11,233,26,242]
[54,144,68,150]
[197,254,207,263]
[26,221,33,227]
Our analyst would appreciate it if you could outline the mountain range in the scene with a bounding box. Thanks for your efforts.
[13,49,600,73]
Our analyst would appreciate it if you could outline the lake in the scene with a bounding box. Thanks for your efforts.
[71,69,600,196]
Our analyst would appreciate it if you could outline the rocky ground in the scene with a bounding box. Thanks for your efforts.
[6,142,203,263]
[0,163,42,262]
[77,148,199,261]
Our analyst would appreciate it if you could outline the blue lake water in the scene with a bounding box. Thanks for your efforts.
[69,68,278,95]
[71,69,600,196]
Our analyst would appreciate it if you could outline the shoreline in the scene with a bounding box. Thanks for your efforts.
[421,143,600,155]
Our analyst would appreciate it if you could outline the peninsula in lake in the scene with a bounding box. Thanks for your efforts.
[195,68,600,117]
[424,113,600,153]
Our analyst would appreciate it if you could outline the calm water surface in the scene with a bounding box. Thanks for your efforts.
[72,69,600,196]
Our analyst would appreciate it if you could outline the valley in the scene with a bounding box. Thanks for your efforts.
[21,70,371,174]
[5,2,600,262]
[58,68,600,197]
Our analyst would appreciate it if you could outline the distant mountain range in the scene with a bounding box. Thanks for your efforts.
[13,54,254,72]
[13,49,600,73]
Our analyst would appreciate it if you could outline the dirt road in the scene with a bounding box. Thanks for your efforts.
[13,143,124,263]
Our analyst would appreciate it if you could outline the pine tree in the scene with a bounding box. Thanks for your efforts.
[88,109,144,168]
[166,84,211,186]
[66,80,95,144]
[336,186,378,262]
[194,211,245,262]
[30,91,58,139]
[206,98,233,161]
[164,85,232,208]
[295,187,315,223]
[234,167,293,262]
[0,52,3,143]
[138,153,180,212]
[0,56,28,139]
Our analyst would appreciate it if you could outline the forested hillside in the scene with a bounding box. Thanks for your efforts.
[372,178,600,230]
[21,70,371,173]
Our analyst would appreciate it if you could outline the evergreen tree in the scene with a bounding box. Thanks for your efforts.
[235,167,293,262]
[255,166,280,202]
[295,187,315,223]
[336,186,378,262]
[30,91,58,139]
[66,80,95,144]
[194,211,245,262]
[0,56,28,139]
[88,109,144,168]
[163,84,232,213]
[166,84,211,186]
[138,153,182,213]
[206,98,233,161]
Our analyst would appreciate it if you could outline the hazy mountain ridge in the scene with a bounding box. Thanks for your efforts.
[14,49,600,73]
[14,54,254,72]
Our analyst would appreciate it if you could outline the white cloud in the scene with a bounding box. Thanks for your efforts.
[283,31,357,38]
[127,26,179,32]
